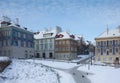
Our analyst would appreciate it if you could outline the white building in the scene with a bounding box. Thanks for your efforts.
[34,26,62,59]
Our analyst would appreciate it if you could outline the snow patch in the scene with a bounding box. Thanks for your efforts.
[0,59,60,83]
[78,64,120,83]
[0,57,10,62]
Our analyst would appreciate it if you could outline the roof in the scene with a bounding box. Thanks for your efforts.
[74,34,83,40]
[55,32,74,40]
[34,29,58,39]
[96,28,120,38]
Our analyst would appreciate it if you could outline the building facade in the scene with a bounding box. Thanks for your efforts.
[95,28,120,63]
[0,16,34,58]
[34,27,62,59]
[55,32,77,60]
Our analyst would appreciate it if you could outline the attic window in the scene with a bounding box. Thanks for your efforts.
[55,34,64,38]
[43,33,53,37]
[70,35,75,39]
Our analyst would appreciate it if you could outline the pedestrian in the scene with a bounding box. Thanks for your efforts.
[86,73,88,75]
[73,73,75,75]
[82,75,85,78]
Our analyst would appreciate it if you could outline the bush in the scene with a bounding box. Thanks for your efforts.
[0,57,11,72]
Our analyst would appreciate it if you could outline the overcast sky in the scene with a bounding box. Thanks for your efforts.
[0,0,120,42]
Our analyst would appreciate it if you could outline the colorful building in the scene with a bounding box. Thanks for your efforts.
[55,32,77,60]
[95,28,120,63]
[0,16,34,58]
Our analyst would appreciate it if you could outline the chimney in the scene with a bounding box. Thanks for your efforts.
[15,18,20,27]
[24,27,27,30]
[1,16,11,27]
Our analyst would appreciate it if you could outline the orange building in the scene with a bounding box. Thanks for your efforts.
[55,32,77,60]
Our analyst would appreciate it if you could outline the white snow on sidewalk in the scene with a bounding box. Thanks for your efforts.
[26,59,77,83]
[78,64,120,83]
[26,59,77,69]
[56,70,75,83]
[0,59,60,83]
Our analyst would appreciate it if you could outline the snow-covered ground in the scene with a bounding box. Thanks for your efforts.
[0,59,60,83]
[26,59,76,83]
[56,70,75,83]
[0,58,120,83]
[78,64,120,83]
[26,59,77,69]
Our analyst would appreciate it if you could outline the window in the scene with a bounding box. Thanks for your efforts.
[24,41,26,47]
[100,48,103,55]
[55,48,58,51]
[50,44,52,49]
[45,44,47,49]
[97,42,100,46]
[113,40,115,45]
[63,41,65,44]
[18,32,21,37]
[104,49,106,53]
[59,41,61,45]
[115,40,118,45]
[41,44,43,50]
[41,40,43,43]
[0,41,2,47]
[116,48,118,53]
[3,40,6,46]
[0,50,1,55]
[55,41,58,45]
[113,47,115,55]
[21,41,24,47]
[101,41,103,46]
[97,49,100,53]
[107,41,108,46]
[21,33,23,38]
[50,39,52,42]
[109,49,112,53]
[104,41,106,46]
[107,51,109,55]
[4,50,6,56]
[24,34,26,38]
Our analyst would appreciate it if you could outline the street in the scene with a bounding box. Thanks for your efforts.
[54,65,91,83]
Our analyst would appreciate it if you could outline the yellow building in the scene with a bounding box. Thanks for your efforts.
[95,28,120,63]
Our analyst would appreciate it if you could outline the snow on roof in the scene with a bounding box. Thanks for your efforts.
[55,32,73,40]
[34,29,57,39]
[97,28,120,38]
[74,34,83,40]
[85,41,89,45]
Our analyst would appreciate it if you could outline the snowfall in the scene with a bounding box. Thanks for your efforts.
[0,56,120,83]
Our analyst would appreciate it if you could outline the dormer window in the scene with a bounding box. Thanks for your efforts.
[43,33,53,37]
[55,34,64,38]
[70,35,75,39]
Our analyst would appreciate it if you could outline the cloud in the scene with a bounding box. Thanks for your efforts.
[0,0,120,26]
